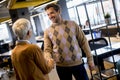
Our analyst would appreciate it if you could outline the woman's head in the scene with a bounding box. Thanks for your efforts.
[12,18,31,40]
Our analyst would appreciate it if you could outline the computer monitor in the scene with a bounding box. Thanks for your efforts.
[0,23,12,45]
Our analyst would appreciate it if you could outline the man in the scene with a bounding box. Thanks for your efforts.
[11,18,54,80]
[44,3,95,80]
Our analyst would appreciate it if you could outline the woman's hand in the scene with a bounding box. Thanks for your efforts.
[47,59,55,69]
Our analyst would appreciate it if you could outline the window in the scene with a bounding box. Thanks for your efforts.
[68,7,79,24]
[77,5,87,26]
[115,0,120,22]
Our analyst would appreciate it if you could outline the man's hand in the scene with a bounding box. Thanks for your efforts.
[88,62,96,71]
[47,59,55,69]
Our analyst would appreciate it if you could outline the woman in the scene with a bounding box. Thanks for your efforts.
[11,18,54,80]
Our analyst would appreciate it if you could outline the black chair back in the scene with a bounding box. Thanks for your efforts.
[88,38,108,51]
[82,38,108,57]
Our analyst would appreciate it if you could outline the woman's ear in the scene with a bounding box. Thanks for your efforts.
[27,29,32,38]
[27,30,30,36]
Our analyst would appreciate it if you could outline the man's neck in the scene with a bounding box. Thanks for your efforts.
[53,18,64,25]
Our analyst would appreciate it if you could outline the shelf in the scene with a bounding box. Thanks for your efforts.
[93,68,119,80]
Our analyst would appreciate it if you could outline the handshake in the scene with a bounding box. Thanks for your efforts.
[47,58,55,69]
[44,53,55,69]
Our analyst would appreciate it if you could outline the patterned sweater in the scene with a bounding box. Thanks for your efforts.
[44,20,93,67]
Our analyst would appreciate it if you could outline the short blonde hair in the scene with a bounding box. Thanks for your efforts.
[12,18,31,40]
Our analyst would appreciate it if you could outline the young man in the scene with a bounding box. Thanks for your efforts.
[44,3,95,80]
[11,18,54,80]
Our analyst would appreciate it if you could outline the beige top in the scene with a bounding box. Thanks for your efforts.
[44,20,94,67]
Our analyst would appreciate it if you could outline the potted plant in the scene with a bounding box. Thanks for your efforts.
[104,13,111,24]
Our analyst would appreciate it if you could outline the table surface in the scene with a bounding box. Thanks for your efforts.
[91,42,120,56]
[82,21,119,31]
[82,24,106,31]
[0,50,12,57]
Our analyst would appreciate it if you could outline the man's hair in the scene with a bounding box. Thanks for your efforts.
[44,3,60,12]
[12,18,31,40]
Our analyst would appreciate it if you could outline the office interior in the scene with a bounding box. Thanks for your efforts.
[0,0,120,80]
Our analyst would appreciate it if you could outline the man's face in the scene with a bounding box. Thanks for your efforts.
[46,7,60,23]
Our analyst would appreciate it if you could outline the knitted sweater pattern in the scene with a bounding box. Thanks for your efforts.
[44,20,92,66]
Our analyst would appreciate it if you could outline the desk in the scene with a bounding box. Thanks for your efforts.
[91,43,120,70]
[0,38,44,57]
[0,50,12,57]
[82,24,106,31]
[92,43,120,56]
[83,24,106,39]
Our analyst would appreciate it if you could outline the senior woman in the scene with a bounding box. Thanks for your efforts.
[11,18,54,80]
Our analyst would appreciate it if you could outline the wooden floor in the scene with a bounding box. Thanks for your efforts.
[8,61,118,80]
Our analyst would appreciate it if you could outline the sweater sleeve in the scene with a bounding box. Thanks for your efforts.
[31,45,52,74]
[44,29,53,60]
[74,21,94,65]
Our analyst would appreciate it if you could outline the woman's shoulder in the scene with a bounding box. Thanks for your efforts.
[27,44,40,50]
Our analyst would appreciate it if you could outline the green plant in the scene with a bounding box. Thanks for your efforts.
[104,13,111,18]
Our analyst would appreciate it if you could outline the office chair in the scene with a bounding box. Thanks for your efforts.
[88,37,108,50]
[88,37,108,70]
[81,38,108,80]
[82,37,108,57]
[86,38,109,80]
